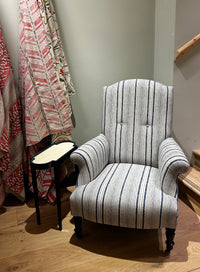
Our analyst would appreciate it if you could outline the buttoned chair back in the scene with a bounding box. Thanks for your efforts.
[102,79,173,167]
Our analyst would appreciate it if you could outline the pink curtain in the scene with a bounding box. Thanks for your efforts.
[19,0,75,203]
[0,26,25,207]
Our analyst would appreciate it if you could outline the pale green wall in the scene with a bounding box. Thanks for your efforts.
[54,0,155,145]
[173,0,200,160]
[154,0,176,86]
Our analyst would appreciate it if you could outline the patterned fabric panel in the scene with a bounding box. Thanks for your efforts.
[19,0,73,147]
[70,134,109,186]
[70,163,178,229]
[159,137,190,197]
[39,0,75,97]
[0,26,25,203]
[102,79,173,167]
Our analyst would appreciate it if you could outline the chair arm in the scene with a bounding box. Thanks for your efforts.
[70,134,109,186]
[158,137,190,196]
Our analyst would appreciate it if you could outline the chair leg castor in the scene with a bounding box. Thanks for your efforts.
[74,216,82,238]
[165,228,175,252]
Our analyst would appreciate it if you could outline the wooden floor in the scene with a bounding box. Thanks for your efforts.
[0,187,200,272]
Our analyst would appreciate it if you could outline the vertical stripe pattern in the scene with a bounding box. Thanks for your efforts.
[70,163,179,229]
[70,134,109,186]
[159,137,189,196]
[70,79,189,231]
[158,137,189,227]
[102,79,173,167]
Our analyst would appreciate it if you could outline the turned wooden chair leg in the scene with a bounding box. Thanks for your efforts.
[74,216,82,238]
[165,228,175,252]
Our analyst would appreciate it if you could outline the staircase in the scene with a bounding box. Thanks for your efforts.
[178,149,200,215]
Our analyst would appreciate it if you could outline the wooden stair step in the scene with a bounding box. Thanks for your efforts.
[179,167,200,196]
[193,149,200,157]
[192,149,200,170]
[178,167,200,215]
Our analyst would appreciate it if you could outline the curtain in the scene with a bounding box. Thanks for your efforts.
[0,26,25,207]
[19,0,75,203]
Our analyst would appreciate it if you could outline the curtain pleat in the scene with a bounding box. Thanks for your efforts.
[19,0,75,203]
[0,26,25,207]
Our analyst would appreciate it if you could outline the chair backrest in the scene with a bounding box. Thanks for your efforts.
[102,79,173,167]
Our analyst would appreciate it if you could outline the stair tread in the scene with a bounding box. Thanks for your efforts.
[178,167,200,196]
[193,149,200,156]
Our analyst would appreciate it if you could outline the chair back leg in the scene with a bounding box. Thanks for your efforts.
[165,228,175,252]
[74,216,82,238]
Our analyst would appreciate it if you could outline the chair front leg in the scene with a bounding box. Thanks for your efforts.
[165,228,175,252]
[74,216,82,238]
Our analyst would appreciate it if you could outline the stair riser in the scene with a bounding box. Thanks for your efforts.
[192,150,200,169]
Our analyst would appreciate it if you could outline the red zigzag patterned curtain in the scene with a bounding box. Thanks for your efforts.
[19,0,75,203]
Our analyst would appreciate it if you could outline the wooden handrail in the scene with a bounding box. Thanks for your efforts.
[174,33,200,61]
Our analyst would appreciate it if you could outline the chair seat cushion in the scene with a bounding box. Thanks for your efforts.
[70,163,178,229]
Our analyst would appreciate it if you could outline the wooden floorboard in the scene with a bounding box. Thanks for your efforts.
[0,189,200,272]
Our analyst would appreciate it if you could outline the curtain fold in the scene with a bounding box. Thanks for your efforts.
[0,26,25,207]
[19,0,75,203]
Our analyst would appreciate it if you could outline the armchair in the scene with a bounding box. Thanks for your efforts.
[70,79,189,252]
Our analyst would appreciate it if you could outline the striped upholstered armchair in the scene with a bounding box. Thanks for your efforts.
[70,79,189,252]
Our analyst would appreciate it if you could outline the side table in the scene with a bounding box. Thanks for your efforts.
[30,141,77,230]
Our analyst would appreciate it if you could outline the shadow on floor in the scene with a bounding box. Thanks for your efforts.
[69,200,200,263]
[24,189,72,234]
[69,220,188,262]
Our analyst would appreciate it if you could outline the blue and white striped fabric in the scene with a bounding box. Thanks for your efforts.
[102,79,173,167]
[70,134,109,186]
[159,137,190,197]
[70,163,179,229]
[70,79,189,230]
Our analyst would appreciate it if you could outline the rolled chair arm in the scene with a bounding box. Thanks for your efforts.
[70,134,109,186]
[158,137,190,196]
